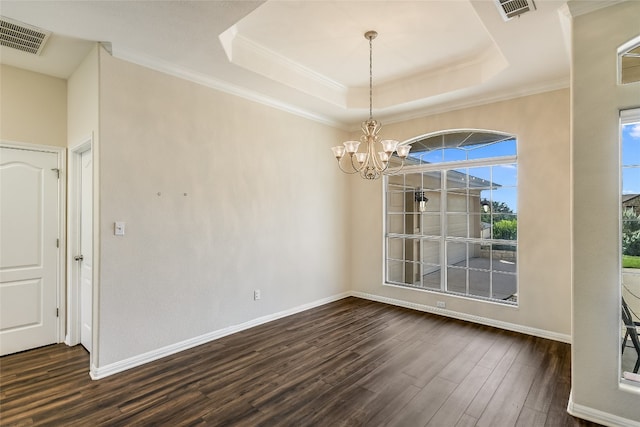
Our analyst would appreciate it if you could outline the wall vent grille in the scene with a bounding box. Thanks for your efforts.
[495,0,536,21]
[0,16,51,55]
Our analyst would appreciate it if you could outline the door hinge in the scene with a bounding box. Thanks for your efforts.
[56,238,59,248]
[56,308,59,317]
[52,168,60,179]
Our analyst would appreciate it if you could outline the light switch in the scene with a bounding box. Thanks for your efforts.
[114,221,125,236]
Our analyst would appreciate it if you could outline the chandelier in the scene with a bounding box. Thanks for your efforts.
[331,31,411,180]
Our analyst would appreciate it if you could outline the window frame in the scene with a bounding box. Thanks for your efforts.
[383,131,518,306]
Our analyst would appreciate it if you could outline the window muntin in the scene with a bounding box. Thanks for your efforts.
[385,130,517,304]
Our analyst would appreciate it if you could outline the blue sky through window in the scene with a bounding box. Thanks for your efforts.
[622,122,640,194]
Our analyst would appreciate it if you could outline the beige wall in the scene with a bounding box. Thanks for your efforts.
[96,50,351,366]
[0,65,66,147]
[68,44,99,147]
[571,1,640,423]
[67,44,100,366]
[350,89,572,338]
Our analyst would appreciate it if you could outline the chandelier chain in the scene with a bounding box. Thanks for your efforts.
[369,34,373,121]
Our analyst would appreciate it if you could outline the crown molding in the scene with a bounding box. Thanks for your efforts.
[220,27,347,107]
[107,45,569,133]
[109,46,347,130]
[567,0,627,17]
[382,77,570,126]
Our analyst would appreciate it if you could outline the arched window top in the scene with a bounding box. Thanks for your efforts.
[619,36,640,85]
[401,129,516,165]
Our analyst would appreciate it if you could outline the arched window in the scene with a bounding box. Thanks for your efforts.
[385,130,517,304]
[620,39,640,85]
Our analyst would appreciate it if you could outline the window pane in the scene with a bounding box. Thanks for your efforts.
[422,265,441,289]
[622,216,640,259]
[386,259,404,283]
[469,214,485,239]
[387,213,405,234]
[420,150,443,164]
[447,169,468,189]
[623,123,640,165]
[447,241,467,267]
[492,272,517,300]
[622,168,640,194]
[468,270,491,299]
[404,172,423,188]
[447,214,467,237]
[422,171,442,190]
[468,242,489,271]
[387,191,405,213]
[386,260,416,285]
[491,244,517,272]
[447,191,467,212]
[492,164,517,187]
[491,188,517,214]
[492,214,517,240]
[621,44,640,84]
[443,148,467,162]
[388,237,404,260]
[388,174,405,186]
[406,190,423,214]
[468,167,492,188]
[420,191,440,212]
[447,267,467,294]
[467,139,516,159]
[421,214,441,236]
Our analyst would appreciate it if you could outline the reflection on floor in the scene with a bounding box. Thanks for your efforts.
[419,256,517,301]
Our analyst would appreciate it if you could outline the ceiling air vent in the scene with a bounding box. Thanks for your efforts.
[495,0,536,21]
[0,16,51,55]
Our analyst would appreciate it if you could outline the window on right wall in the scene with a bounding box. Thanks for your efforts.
[621,108,640,383]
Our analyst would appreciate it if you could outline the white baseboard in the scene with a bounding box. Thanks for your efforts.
[567,391,640,427]
[351,291,572,343]
[91,290,572,380]
[90,292,351,379]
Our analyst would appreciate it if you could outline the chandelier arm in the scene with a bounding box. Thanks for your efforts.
[384,158,407,175]
[369,139,389,173]
[338,160,360,175]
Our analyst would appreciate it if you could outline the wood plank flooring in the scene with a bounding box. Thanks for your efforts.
[0,297,601,426]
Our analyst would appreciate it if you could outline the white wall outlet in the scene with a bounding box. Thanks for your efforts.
[253,289,261,300]
[436,301,446,308]
[114,221,125,236]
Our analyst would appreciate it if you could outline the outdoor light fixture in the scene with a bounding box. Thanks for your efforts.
[415,191,429,212]
[481,199,491,213]
[331,31,411,180]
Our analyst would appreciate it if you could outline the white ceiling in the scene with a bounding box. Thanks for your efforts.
[0,0,574,128]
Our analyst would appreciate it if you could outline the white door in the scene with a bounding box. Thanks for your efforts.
[0,147,59,355]
[79,149,92,352]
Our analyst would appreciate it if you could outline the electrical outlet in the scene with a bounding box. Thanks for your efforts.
[436,301,446,308]
[254,289,261,300]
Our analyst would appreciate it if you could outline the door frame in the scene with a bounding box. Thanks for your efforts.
[0,140,66,345]
[66,135,93,351]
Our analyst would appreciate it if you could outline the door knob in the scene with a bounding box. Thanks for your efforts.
[74,255,84,261]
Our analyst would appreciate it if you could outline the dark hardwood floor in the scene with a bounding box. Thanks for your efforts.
[0,297,600,426]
